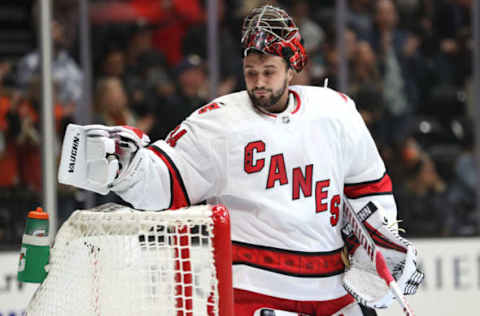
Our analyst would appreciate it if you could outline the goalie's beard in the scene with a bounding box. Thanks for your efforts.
[247,78,288,112]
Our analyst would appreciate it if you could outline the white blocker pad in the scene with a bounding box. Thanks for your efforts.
[58,124,119,195]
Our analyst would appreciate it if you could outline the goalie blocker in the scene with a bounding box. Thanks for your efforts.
[341,201,424,309]
[58,124,150,195]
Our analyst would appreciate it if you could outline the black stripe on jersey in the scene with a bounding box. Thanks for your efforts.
[149,145,191,208]
[232,240,343,256]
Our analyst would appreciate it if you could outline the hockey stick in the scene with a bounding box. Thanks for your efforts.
[343,200,416,316]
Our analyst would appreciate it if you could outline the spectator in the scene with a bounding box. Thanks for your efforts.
[290,0,326,56]
[92,77,137,207]
[122,21,173,134]
[396,153,455,236]
[99,45,127,79]
[317,27,358,90]
[172,55,208,108]
[130,52,176,137]
[449,118,478,235]
[351,84,389,154]
[182,0,242,96]
[0,60,20,188]
[434,0,472,40]
[123,21,168,104]
[431,27,472,88]
[367,0,425,145]
[14,78,67,193]
[349,40,381,91]
[148,0,206,66]
[347,0,374,40]
[93,77,136,127]
[16,17,82,113]
[151,54,209,140]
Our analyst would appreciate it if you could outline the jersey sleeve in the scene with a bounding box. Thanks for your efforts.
[342,97,398,223]
[113,106,225,211]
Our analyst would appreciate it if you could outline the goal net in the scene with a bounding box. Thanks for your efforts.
[25,203,233,316]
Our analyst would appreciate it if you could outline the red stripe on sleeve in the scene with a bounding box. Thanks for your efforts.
[344,173,392,199]
[148,146,190,209]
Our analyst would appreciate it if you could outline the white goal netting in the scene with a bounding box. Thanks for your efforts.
[26,203,231,316]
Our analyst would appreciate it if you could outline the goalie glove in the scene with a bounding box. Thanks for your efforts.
[341,201,424,309]
[58,124,150,195]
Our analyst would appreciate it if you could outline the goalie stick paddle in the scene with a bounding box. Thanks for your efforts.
[343,200,416,316]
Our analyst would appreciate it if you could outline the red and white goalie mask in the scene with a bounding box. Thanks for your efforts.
[241,5,308,73]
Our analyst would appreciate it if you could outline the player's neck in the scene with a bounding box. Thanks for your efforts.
[268,91,290,113]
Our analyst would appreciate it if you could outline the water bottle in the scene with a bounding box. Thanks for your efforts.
[17,207,50,283]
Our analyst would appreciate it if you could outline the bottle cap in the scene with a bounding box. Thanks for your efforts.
[28,207,49,220]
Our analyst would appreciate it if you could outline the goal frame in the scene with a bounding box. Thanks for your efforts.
[25,203,234,316]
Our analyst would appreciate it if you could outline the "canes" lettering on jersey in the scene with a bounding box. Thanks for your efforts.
[244,140,341,226]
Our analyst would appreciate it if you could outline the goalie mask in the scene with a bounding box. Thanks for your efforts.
[241,5,308,72]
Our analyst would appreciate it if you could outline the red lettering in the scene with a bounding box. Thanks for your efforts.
[198,102,220,114]
[330,194,340,226]
[244,141,265,174]
[266,154,288,189]
[292,164,313,200]
[166,126,187,147]
[315,179,330,212]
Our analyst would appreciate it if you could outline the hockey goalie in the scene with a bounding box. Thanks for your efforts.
[55,4,424,316]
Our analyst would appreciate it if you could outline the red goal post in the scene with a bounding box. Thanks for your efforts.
[25,203,233,316]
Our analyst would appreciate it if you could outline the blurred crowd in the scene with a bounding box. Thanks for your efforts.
[0,0,477,247]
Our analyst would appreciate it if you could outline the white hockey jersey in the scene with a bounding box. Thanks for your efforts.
[113,85,398,301]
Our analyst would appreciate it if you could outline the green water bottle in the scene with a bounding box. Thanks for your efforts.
[17,207,50,283]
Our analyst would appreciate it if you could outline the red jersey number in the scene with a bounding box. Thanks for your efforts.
[166,126,187,147]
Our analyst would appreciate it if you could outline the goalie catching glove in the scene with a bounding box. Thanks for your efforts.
[58,124,150,194]
[341,201,424,309]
